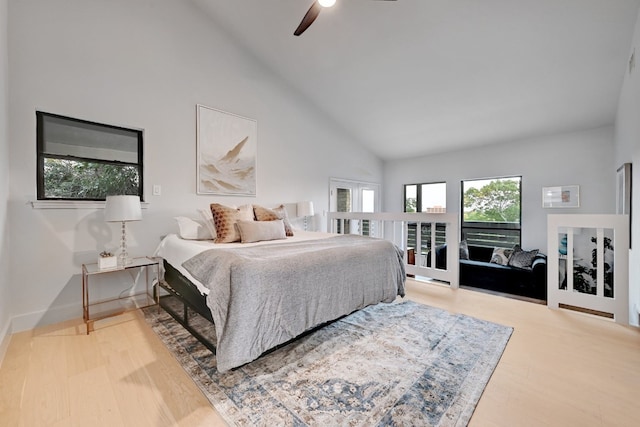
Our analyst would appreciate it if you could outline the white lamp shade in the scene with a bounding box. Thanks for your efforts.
[297,201,315,217]
[104,195,142,222]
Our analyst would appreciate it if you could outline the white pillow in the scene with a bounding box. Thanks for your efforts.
[197,208,217,239]
[174,216,214,240]
[236,219,286,243]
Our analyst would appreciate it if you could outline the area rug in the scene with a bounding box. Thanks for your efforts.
[142,300,512,426]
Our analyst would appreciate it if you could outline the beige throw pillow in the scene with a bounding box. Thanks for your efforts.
[210,203,254,243]
[236,219,286,243]
[253,204,294,236]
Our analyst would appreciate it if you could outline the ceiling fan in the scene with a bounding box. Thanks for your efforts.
[294,0,397,36]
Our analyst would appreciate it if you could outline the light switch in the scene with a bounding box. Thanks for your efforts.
[153,185,161,196]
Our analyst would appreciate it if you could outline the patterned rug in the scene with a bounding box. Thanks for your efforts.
[143,300,512,426]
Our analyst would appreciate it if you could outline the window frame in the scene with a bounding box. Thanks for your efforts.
[403,181,446,213]
[36,111,144,202]
[460,176,522,248]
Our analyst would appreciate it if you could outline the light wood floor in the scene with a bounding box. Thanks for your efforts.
[1,279,639,426]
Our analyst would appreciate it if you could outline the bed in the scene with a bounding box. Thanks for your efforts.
[155,230,406,372]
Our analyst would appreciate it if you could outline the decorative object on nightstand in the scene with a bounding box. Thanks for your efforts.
[297,201,314,231]
[98,251,117,270]
[104,195,142,266]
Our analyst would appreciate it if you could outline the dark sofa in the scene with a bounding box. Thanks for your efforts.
[430,244,547,300]
[460,245,547,300]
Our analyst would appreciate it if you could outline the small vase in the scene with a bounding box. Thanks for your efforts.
[559,235,568,255]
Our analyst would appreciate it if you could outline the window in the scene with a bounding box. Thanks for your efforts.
[461,176,521,248]
[404,182,446,213]
[404,182,447,264]
[37,111,143,201]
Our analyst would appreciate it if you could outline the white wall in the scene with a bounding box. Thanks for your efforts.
[7,0,382,331]
[614,7,640,326]
[383,126,616,252]
[0,0,10,359]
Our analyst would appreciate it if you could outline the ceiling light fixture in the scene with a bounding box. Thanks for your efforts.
[318,0,336,7]
[294,0,395,36]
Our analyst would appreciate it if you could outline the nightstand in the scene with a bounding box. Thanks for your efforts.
[82,256,161,334]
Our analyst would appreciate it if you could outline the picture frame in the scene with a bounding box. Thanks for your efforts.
[617,162,632,248]
[616,163,632,215]
[542,185,580,208]
[196,104,257,196]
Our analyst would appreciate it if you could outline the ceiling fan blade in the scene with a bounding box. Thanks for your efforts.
[294,1,322,36]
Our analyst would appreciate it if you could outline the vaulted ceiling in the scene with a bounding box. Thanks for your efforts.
[192,0,640,160]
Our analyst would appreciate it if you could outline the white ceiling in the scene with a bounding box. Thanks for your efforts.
[192,0,640,160]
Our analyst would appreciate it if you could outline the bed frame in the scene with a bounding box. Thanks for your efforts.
[158,260,217,353]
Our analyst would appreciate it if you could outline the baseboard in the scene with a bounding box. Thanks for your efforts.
[10,303,80,334]
[460,285,547,305]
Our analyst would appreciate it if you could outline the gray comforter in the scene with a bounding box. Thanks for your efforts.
[182,234,406,372]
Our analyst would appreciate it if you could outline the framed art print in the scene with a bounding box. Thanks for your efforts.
[542,185,580,208]
[196,104,257,196]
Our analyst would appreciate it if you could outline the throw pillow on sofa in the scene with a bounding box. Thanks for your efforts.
[507,245,539,269]
[490,247,513,266]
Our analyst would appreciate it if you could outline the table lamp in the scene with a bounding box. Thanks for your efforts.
[297,201,314,231]
[104,195,142,266]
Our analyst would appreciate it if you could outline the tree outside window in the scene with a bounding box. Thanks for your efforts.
[44,159,139,200]
[462,177,521,248]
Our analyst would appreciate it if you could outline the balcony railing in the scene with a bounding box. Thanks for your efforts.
[461,221,520,248]
[327,212,459,287]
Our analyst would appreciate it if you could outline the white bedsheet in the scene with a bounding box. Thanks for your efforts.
[154,231,336,295]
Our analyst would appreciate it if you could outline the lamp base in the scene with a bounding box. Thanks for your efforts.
[118,254,133,267]
[118,221,132,266]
